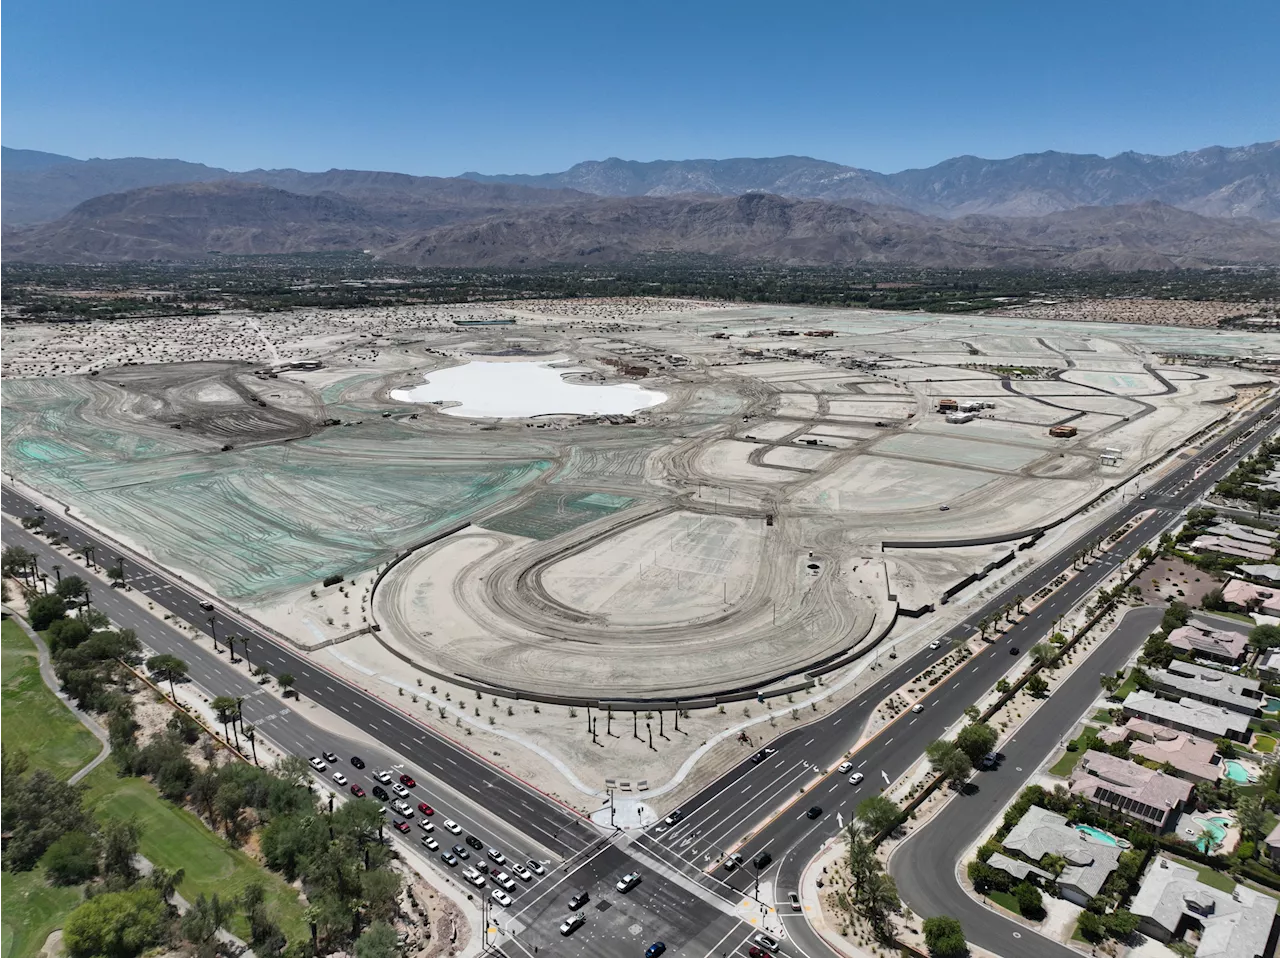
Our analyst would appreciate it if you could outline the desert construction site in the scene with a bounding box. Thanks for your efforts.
[4,297,1278,809]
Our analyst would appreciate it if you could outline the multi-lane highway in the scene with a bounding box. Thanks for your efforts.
[3,392,1274,958]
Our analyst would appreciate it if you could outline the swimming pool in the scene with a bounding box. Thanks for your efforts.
[1076,825,1120,846]
[1264,697,1280,713]
[1192,816,1231,853]
[1224,759,1254,783]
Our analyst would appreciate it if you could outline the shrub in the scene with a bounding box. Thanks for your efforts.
[1076,910,1106,942]
[1013,881,1044,919]
[923,915,967,957]
[41,830,98,886]
[63,888,167,958]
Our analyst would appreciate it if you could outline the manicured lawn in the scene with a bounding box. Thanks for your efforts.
[0,867,85,958]
[1114,674,1140,700]
[1,618,101,780]
[80,761,306,944]
[1254,735,1276,754]
[1091,708,1114,724]
[1049,725,1099,777]
[988,890,1023,916]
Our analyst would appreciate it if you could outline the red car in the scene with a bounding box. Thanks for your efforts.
[417,802,434,816]
[399,774,416,788]
[350,784,366,798]
[748,949,773,958]
[393,820,411,834]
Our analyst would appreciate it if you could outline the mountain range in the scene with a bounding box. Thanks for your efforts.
[4,143,1280,270]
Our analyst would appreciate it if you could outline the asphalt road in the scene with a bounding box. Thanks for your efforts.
[4,395,1275,958]
[891,605,1162,958]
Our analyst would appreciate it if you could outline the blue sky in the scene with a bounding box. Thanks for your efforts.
[3,0,1276,176]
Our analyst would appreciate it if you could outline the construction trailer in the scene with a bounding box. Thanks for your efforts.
[938,398,959,412]
[1049,425,1079,438]
[946,411,976,424]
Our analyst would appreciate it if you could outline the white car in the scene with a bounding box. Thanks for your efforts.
[836,761,853,774]
[309,757,328,772]
[929,641,941,650]
[443,819,462,835]
[332,772,348,786]
[462,867,486,888]
[391,783,410,798]
[527,859,546,876]
[487,848,505,864]
[373,769,392,784]
[849,772,864,785]
[511,862,533,881]
[494,871,516,891]
[616,871,641,892]
[560,913,585,936]
[417,820,435,832]
[491,889,513,907]
[911,703,925,714]
[421,835,439,851]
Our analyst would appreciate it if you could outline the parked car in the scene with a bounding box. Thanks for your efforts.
[616,871,641,892]
[568,891,589,910]
[748,947,774,958]
[645,944,666,958]
[308,757,328,772]
[754,933,781,951]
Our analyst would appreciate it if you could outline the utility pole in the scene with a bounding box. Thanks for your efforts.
[647,722,653,750]
[633,712,639,739]
[609,787,616,828]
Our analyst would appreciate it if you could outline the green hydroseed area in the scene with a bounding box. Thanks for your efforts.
[480,490,636,540]
[2,389,551,600]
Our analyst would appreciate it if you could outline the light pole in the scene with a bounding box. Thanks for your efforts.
[207,615,220,652]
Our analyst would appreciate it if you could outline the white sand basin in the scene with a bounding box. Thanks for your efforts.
[391,359,666,418]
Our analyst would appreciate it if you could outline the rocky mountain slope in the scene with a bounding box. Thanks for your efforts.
[463,141,1280,220]
[7,182,1278,270]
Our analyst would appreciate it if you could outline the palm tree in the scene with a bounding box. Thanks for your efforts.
[210,695,239,748]
[226,634,237,663]
[146,654,189,700]
[243,723,259,765]
[241,634,253,672]
[81,543,95,569]
[207,616,219,652]
[51,564,61,585]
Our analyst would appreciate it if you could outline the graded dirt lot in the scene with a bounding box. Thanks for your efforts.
[3,297,1277,802]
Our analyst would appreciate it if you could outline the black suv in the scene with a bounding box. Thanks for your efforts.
[371,785,389,801]
[568,891,589,910]
[753,851,772,869]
